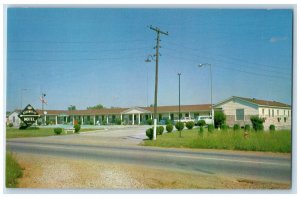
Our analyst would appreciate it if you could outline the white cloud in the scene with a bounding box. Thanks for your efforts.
[269,36,287,43]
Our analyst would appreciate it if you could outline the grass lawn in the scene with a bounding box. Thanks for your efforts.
[6,127,99,139]
[6,152,23,188]
[143,128,291,153]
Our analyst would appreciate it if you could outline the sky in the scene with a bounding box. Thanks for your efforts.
[6,8,293,111]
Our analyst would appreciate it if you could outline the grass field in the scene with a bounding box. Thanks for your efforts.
[6,127,98,139]
[143,128,291,153]
[6,152,23,188]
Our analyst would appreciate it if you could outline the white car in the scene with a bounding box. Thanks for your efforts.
[174,117,195,123]
[195,115,213,125]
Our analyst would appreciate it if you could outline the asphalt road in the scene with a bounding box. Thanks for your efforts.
[6,126,291,184]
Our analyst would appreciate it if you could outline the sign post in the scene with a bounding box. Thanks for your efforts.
[18,104,40,129]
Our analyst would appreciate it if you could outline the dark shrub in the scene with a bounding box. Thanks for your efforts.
[208,124,214,133]
[146,128,153,140]
[166,124,173,133]
[89,121,94,125]
[185,121,195,130]
[269,124,275,131]
[214,111,226,128]
[175,122,184,131]
[244,124,251,131]
[74,124,81,133]
[250,116,265,131]
[233,124,240,131]
[157,126,164,135]
[19,123,28,130]
[197,120,206,127]
[115,118,122,125]
[45,120,50,125]
[78,120,82,125]
[147,118,153,125]
[54,128,63,135]
[220,124,228,130]
[37,121,42,126]
[8,123,13,127]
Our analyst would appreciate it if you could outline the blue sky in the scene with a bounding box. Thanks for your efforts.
[7,8,293,111]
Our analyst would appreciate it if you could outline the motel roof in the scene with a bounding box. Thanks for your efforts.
[34,104,212,115]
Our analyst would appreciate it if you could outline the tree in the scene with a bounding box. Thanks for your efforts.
[68,105,76,110]
[214,111,226,128]
[250,116,265,131]
[87,104,105,110]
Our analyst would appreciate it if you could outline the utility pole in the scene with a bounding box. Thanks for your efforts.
[41,93,46,125]
[149,25,168,140]
[178,73,182,138]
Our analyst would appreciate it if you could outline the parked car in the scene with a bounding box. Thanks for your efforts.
[195,115,213,125]
[174,117,195,123]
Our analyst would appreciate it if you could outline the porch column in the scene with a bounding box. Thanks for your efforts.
[44,115,47,123]
[189,112,191,118]
[93,116,96,125]
[138,114,141,125]
[150,114,153,119]
[81,116,83,125]
[120,114,123,121]
[169,113,171,120]
[73,116,75,125]
[132,114,135,125]
[55,116,58,125]
[106,115,109,125]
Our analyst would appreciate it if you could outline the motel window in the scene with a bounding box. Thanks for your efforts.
[284,117,287,122]
[236,109,244,121]
[262,109,265,115]
[268,109,271,117]
[288,110,290,117]
[272,110,274,117]
[277,110,279,116]
[284,110,286,115]
[13,116,15,122]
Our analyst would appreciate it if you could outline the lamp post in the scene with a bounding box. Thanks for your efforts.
[198,63,214,126]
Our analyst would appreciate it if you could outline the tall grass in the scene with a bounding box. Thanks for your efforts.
[6,152,23,188]
[143,128,291,153]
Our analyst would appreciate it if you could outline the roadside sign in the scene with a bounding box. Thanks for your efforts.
[18,104,40,126]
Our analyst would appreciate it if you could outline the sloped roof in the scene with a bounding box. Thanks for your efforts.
[215,96,291,108]
[141,104,211,113]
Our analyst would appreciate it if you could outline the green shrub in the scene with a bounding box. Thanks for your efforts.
[74,124,81,133]
[89,121,94,125]
[214,111,226,128]
[175,122,184,131]
[220,124,229,130]
[45,120,50,125]
[19,123,28,130]
[146,128,154,140]
[147,118,153,125]
[244,124,251,131]
[166,124,173,133]
[197,120,206,127]
[37,121,42,126]
[116,118,122,125]
[198,126,204,136]
[185,121,195,130]
[78,120,82,125]
[250,116,265,131]
[157,126,164,135]
[8,123,13,127]
[54,128,63,135]
[208,124,214,133]
[165,119,172,125]
[233,124,240,131]
[269,124,275,131]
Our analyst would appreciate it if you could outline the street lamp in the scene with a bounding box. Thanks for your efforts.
[198,63,214,126]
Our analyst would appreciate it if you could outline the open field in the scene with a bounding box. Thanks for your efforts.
[143,128,291,153]
[6,127,99,139]
[6,152,23,188]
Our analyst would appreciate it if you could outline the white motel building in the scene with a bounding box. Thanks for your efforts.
[7,96,291,130]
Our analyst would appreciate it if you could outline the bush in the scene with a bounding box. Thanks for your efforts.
[157,126,164,135]
[269,124,275,131]
[220,124,229,130]
[46,120,50,125]
[54,128,63,135]
[165,119,173,125]
[250,116,265,131]
[175,122,184,131]
[8,123,13,127]
[214,111,226,128]
[89,121,94,125]
[208,124,214,133]
[244,124,251,131]
[185,121,195,130]
[198,126,204,136]
[197,120,206,127]
[116,118,122,125]
[233,124,240,131]
[37,121,42,126]
[147,119,153,125]
[166,124,173,133]
[74,124,81,133]
[19,123,28,130]
[146,128,154,140]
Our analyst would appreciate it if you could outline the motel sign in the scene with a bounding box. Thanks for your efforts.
[18,104,40,127]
